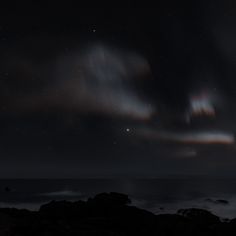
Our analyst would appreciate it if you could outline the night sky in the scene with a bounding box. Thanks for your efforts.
[1,4,236,177]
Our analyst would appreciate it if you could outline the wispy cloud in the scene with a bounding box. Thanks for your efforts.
[138,128,234,145]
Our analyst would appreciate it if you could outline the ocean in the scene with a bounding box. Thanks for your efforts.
[0,178,236,219]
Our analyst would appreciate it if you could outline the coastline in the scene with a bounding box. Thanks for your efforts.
[0,192,235,235]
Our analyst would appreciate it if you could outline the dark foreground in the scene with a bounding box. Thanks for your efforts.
[0,192,236,235]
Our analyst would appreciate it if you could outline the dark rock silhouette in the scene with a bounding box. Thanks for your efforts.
[4,187,11,193]
[177,208,220,227]
[0,192,235,235]
[205,198,229,205]
[216,199,229,205]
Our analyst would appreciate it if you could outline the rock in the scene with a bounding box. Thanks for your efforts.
[177,208,220,226]
[88,192,132,206]
[205,198,214,203]
[216,199,229,205]
[4,187,11,193]
[0,193,234,235]
[205,198,229,205]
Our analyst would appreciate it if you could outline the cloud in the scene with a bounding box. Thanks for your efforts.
[186,89,217,122]
[5,44,155,120]
[174,148,197,158]
[55,45,154,120]
[138,128,235,145]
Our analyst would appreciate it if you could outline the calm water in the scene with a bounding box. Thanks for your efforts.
[0,179,236,219]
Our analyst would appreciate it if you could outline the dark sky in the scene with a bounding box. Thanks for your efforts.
[1,4,236,178]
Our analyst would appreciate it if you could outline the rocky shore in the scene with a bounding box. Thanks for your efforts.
[0,192,235,235]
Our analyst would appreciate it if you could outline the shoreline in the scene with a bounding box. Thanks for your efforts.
[0,192,235,235]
